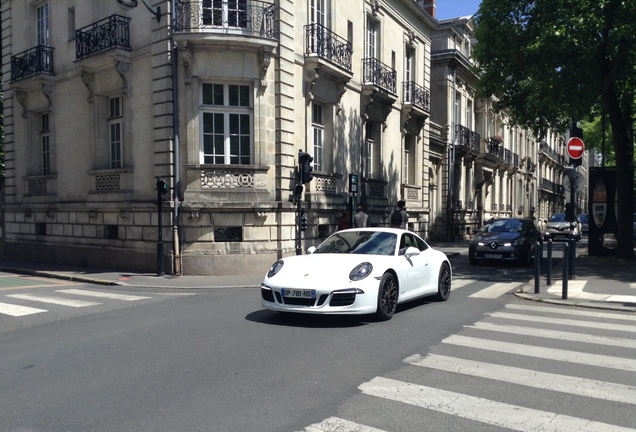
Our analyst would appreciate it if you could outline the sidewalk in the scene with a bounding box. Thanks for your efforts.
[1,242,635,312]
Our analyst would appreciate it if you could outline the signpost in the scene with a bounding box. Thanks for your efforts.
[566,137,585,159]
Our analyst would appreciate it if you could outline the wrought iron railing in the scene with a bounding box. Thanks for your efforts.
[402,81,430,111]
[173,0,276,40]
[362,57,396,94]
[454,125,480,151]
[11,45,54,81]
[304,23,352,72]
[76,15,131,60]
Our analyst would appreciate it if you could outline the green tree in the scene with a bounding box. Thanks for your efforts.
[473,0,635,260]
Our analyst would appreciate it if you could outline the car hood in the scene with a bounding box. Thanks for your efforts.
[547,221,575,228]
[473,232,521,243]
[263,253,395,286]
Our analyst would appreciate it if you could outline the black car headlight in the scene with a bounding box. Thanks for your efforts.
[349,262,373,281]
[267,260,284,278]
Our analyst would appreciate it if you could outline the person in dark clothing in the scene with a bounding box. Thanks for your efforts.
[389,200,408,229]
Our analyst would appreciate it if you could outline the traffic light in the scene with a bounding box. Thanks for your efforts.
[299,152,314,184]
[156,179,169,196]
[299,207,307,231]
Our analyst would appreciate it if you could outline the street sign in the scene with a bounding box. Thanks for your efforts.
[566,137,585,159]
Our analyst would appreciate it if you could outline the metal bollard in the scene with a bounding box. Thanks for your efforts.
[562,242,569,299]
[569,238,576,280]
[534,241,541,294]
[546,239,552,286]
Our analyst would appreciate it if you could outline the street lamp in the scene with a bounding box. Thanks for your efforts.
[116,0,162,22]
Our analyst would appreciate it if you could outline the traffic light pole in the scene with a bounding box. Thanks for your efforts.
[157,185,165,277]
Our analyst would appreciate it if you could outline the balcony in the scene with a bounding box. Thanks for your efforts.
[304,23,352,74]
[402,81,430,112]
[454,125,480,152]
[11,45,54,82]
[173,0,276,41]
[76,15,131,61]
[362,58,397,95]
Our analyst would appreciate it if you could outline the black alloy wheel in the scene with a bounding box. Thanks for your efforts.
[434,262,451,301]
[375,272,398,321]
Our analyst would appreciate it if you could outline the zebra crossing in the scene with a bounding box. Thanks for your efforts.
[0,288,152,317]
[298,302,636,432]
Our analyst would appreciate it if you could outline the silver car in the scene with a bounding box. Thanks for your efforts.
[544,213,581,241]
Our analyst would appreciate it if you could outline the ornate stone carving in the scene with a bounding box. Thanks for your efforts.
[81,70,95,103]
[115,61,130,95]
[16,91,28,119]
[178,42,193,85]
[259,49,272,88]
[201,171,255,189]
[304,68,319,100]
[41,84,54,109]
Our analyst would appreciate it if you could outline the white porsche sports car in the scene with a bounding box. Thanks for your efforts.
[260,228,452,321]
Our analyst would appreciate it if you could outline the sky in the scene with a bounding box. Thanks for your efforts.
[434,0,482,20]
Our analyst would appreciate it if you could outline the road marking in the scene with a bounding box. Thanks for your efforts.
[451,278,477,291]
[443,335,636,372]
[359,377,636,432]
[56,289,150,301]
[505,303,636,321]
[7,294,101,308]
[469,282,522,298]
[466,321,636,350]
[405,353,636,405]
[0,302,47,317]
[298,417,387,432]
[487,311,636,333]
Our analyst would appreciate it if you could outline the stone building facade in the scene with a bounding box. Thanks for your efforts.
[2,0,443,275]
[1,1,586,275]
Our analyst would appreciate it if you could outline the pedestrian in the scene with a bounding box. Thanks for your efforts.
[354,205,369,228]
[337,210,350,231]
[389,200,408,229]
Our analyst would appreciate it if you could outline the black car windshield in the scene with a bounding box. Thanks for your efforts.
[313,231,397,256]
[550,213,567,222]
[479,219,523,233]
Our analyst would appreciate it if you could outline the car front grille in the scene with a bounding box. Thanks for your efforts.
[330,292,356,306]
[283,297,317,306]
[261,287,274,302]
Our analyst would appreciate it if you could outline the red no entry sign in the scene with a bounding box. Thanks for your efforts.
[566,137,585,159]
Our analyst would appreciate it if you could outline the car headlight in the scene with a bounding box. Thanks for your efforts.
[267,260,284,278]
[349,262,373,281]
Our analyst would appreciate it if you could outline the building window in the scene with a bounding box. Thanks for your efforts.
[41,113,51,175]
[201,83,252,165]
[312,102,324,172]
[310,0,328,26]
[366,16,378,59]
[36,3,50,46]
[202,0,248,29]
[404,135,415,185]
[109,96,123,169]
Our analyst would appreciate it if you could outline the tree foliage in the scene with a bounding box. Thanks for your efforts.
[473,0,636,259]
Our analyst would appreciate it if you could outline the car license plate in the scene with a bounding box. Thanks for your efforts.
[485,254,502,259]
[282,289,316,299]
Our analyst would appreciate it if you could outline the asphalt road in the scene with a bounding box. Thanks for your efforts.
[1,248,634,431]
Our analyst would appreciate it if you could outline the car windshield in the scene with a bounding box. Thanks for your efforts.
[480,219,523,233]
[313,231,397,256]
[549,213,567,222]
[579,214,588,223]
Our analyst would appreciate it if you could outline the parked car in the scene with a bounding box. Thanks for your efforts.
[468,217,542,266]
[544,213,581,241]
[578,213,589,235]
[260,228,452,321]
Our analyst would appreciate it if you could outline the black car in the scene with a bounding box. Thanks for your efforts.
[468,217,542,265]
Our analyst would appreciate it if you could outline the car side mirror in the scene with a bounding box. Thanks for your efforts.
[403,246,421,258]
[307,246,316,254]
